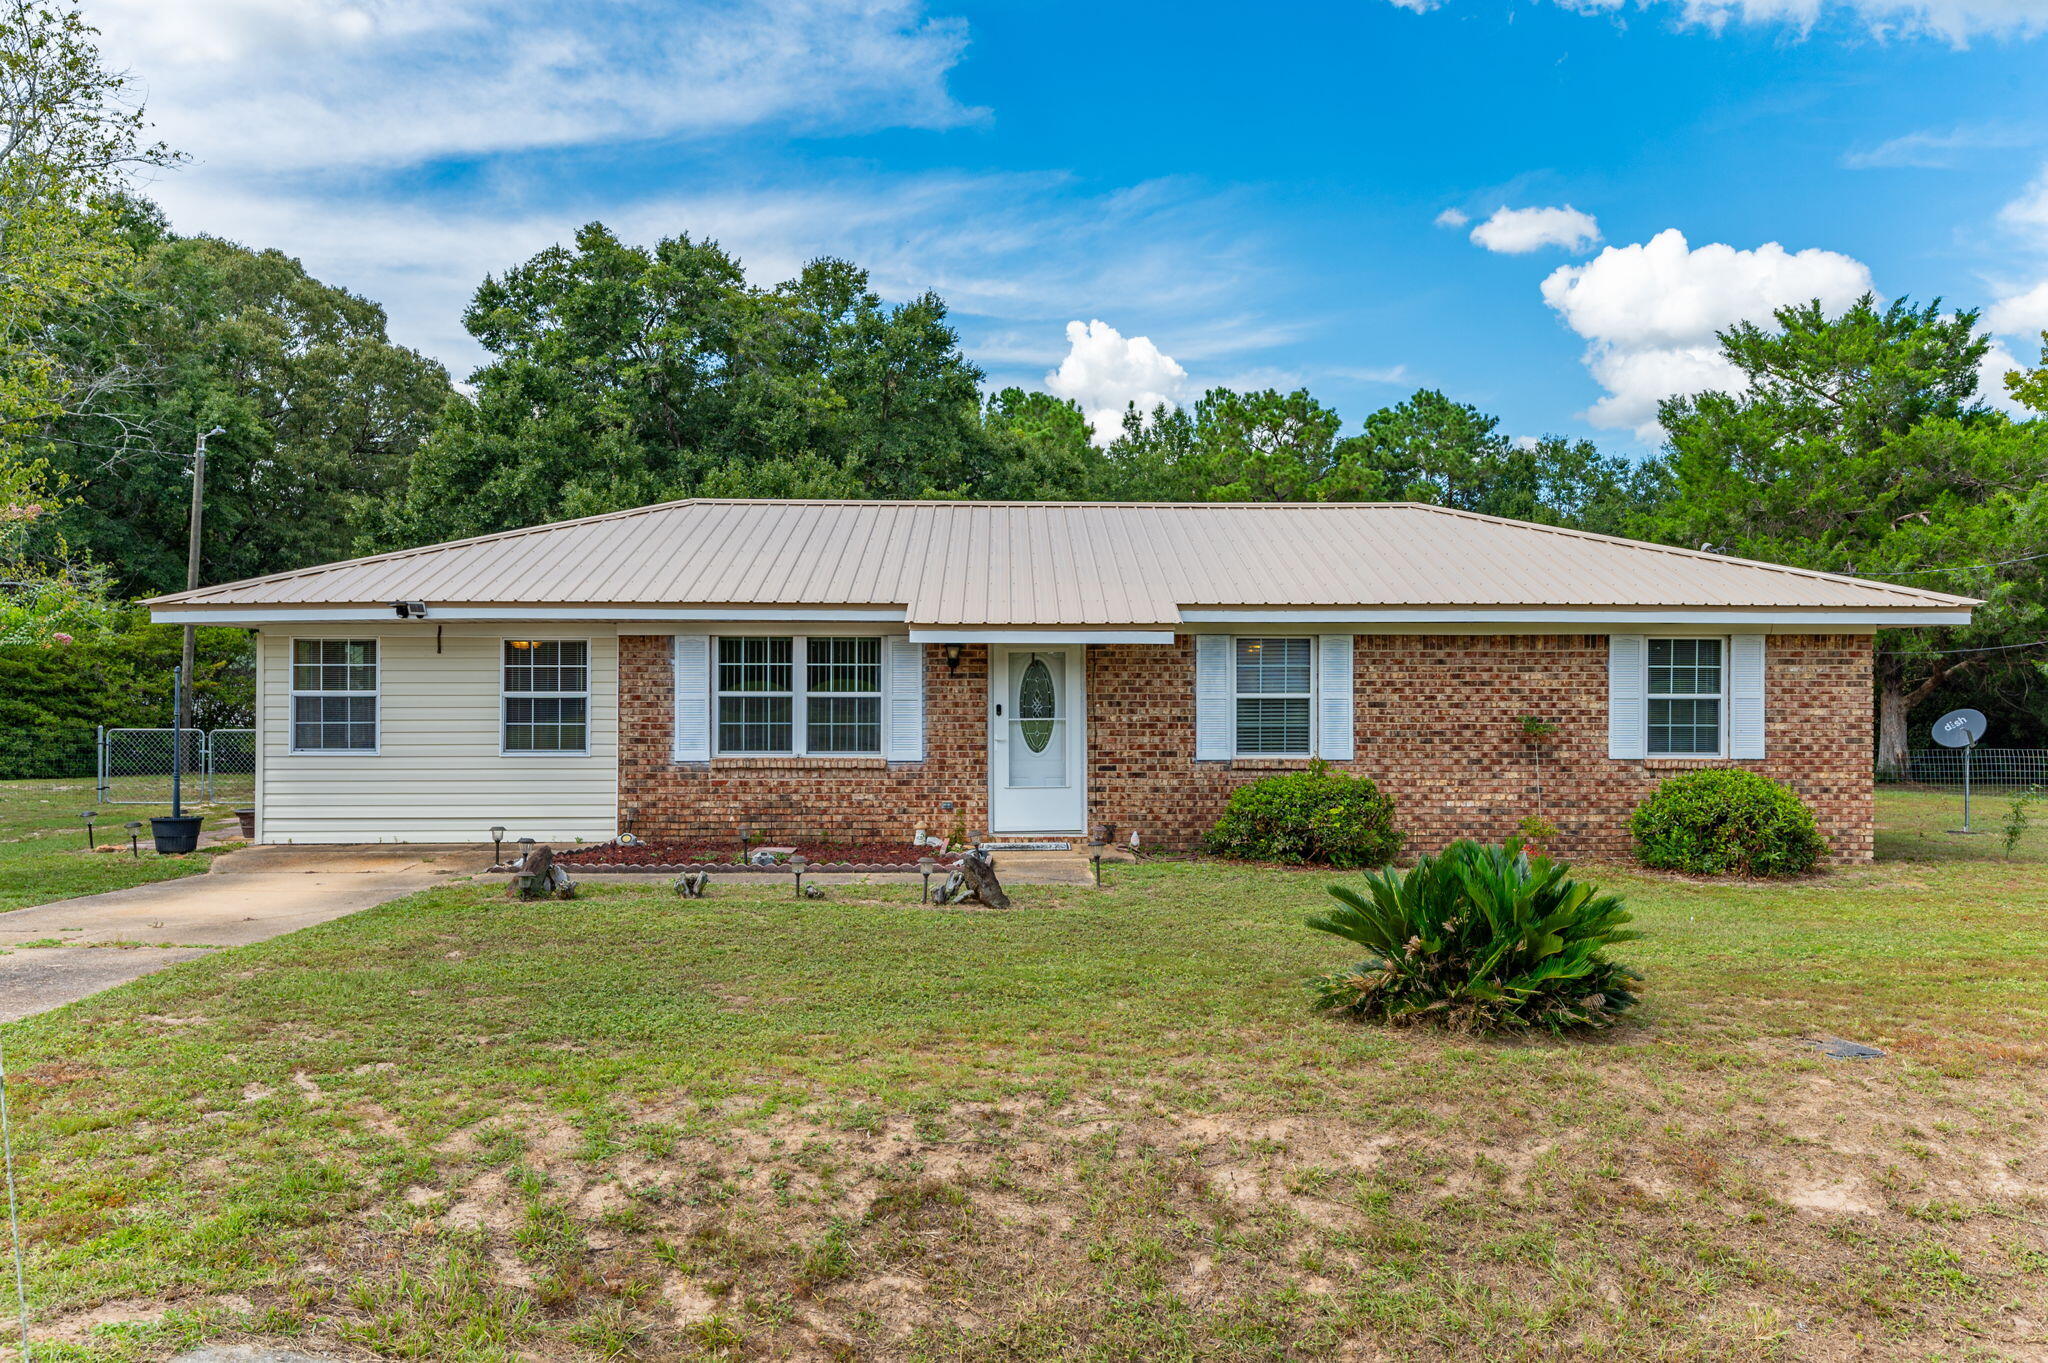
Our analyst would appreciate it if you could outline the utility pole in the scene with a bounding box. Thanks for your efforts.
[177,426,225,740]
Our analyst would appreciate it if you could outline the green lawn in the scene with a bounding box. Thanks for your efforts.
[0,778,240,914]
[2,790,2045,1361]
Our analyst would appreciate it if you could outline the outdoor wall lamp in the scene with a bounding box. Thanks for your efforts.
[80,809,97,851]
[391,600,429,618]
[943,643,963,674]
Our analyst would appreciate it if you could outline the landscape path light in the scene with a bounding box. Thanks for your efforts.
[790,854,808,899]
[918,856,936,902]
[80,809,97,851]
[1088,836,1105,887]
[125,819,142,858]
[490,825,506,863]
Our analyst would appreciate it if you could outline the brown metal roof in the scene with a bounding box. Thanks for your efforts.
[146,499,1976,623]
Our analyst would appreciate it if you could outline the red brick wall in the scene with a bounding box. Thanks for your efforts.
[617,632,1874,862]
[1088,633,1872,863]
[619,636,991,847]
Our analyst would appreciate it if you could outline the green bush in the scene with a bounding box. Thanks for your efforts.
[0,618,254,779]
[1204,761,1402,868]
[1306,840,1643,1032]
[1628,770,1826,876]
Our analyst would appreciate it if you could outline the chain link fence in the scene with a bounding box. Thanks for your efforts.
[1879,748,2048,793]
[95,727,256,806]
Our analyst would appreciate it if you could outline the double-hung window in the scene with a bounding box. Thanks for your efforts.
[290,639,378,751]
[1647,637,1723,756]
[1234,637,1314,756]
[503,640,589,753]
[715,636,882,755]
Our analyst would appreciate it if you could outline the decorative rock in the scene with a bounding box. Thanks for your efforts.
[801,883,826,899]
[932,849,1010,908]
[673,870,711,898]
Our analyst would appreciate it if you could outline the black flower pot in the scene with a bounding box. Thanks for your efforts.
[151,815,204,855]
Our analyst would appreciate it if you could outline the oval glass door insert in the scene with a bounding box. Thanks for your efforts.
[1019,656,1056,752]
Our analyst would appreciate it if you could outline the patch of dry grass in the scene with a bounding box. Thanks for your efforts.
[3,792,2045,1360]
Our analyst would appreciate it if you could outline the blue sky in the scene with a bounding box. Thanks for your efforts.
[98,0,2048,454]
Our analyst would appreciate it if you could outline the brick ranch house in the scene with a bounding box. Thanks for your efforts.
[146,500,1974,862]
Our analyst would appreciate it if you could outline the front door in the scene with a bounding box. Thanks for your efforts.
[988,646,1085,834]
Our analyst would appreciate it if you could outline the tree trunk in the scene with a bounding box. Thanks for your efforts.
[1876,675,1910,779]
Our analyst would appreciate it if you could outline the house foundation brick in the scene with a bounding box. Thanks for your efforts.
[617,632,1874,863]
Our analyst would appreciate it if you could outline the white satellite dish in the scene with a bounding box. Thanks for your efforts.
[1931,708,1986,749]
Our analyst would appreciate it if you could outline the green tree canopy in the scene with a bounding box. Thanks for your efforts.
[38,206,453,595]
[1653,295,2048,766]
[375,226,996,546]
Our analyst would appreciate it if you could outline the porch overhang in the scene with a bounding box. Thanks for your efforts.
[906,628,1178,645]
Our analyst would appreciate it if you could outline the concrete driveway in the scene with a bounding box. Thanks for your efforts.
[0,845,485,1022]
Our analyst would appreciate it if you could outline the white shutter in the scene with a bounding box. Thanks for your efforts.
[1729,633,1766,759]
[886,636,925,762]
[1607,634,1647,760]
[1194,634,1232,761]
[1317,634,1354,761]
[673,633,711,761]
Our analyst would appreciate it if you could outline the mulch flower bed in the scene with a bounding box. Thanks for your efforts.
[556,841,963,873]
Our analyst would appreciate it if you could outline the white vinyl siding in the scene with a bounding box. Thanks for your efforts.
[257,625,618,843]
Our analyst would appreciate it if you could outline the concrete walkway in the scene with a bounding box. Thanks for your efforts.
[0,845,481,1022]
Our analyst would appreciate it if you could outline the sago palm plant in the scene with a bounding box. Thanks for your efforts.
[1305,839,1643,1033]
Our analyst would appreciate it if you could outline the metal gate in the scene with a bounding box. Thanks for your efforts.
[95,727,256,806]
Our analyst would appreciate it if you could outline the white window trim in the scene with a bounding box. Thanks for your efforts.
[1644,634,1728,759]
[286,636,381,756]
[711,634,889,758]
[1232,635,1319,759]
[500,636,592,758]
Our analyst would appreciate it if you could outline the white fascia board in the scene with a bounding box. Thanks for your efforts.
[907,628,1178,644]
[150,605,908,626]
[1178,608,1973,628]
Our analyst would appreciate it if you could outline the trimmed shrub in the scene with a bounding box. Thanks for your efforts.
[1628,769,1826,877]
[1307,839,1643,1033]
[1204,761,1402,869]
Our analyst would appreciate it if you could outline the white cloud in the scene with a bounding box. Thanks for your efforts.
[2000,165,2048,240]
[1985,165,2048,349]
[1539,228,1875,440]
[1979,336,2034,415]
[1044,320,1190,443]
[1469,204,1602,255]
[1989,280,2048,336]
[1433,208,1470,229]
[1378,0,2048,43]
[89,0,980,172]
[1842,123,2034,170]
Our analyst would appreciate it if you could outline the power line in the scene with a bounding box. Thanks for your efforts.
[1863,550,2048,577]
[1881,636,2048,656]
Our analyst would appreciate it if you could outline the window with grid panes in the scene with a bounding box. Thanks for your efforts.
[290,639,378,751]
[714,636,884,755]
[502,640,589,752]
[1647,637,1723,756]
[1234,637,1313,755]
